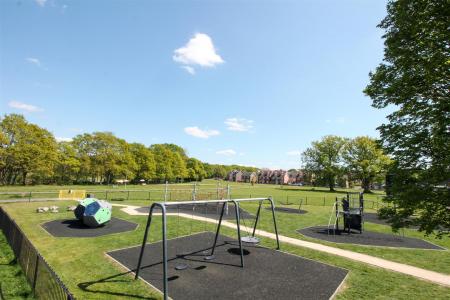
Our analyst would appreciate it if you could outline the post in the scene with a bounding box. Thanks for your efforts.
[305,196,308,205]
[164,181,168,203]
[216,181,220,199]
[106,191,108,200]
[135,203,168,300]
[225,184,230,215]
[32,254,39,294]
[268,196,280,249]
[127,191,130,200]
[29,192,32,202]
[232,200,244,267]
[323,196,326,206]
[209,202,227,256]
[148,191,151,201]
[252,200,263,236]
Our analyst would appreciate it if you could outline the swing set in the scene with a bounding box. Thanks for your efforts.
[134,197,280,300]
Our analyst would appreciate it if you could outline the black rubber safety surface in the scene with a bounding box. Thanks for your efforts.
[136,203,255,220]
[42,217,138,237]
[297,226,444,250]
[265,206,307,214]
[108,232,348,300]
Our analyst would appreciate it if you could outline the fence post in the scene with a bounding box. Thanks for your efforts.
[29,192,32,202]
[323,197,325,206]
[305,196,308,205]
[106,191,108,200]
[32,254,39,294]
[148,191,151,201]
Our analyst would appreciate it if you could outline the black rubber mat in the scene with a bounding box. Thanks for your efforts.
[297,226,444,250]
[42,217,138,237]
[107,232,348,300]
[136,203,255,220]
[265,207,307,214]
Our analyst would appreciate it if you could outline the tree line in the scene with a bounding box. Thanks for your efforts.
[302,135,391,193]
[0,114,257,185]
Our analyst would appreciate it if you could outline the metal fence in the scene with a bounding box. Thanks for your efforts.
[0,207,74,300]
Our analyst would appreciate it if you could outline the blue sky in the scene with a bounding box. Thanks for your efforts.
[0,0,389,169]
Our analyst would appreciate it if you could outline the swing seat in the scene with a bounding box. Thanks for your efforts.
[241,236,260,244]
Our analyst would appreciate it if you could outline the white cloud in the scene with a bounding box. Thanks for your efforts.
[8,100,43,112]
[56,137,73,142]
[216,149,236,156]
[173,33,224,74]
[184,126,220,139]
[225,118,254,132]
[26,57,41,67]
[35,0,47,7]
[287,150,302,156]
[181,65,195,75]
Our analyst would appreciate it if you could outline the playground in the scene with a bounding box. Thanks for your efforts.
[0,181,449,299]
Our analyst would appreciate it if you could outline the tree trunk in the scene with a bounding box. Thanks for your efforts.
[362,178,371,193]
[22,171,27,185]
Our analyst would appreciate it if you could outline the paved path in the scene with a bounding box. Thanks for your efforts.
[114,204,450,287]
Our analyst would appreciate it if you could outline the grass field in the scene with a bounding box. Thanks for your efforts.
[0,231,34,299]
[1,181,449,299]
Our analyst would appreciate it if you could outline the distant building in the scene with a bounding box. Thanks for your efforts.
[226,169,304,185]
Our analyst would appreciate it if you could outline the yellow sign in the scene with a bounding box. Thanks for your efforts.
[58,190,86,200]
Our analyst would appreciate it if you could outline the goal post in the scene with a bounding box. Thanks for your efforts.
[58,190,86,200]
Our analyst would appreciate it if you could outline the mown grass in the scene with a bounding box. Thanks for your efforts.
[0,231,34,299]
[1,199,449,299]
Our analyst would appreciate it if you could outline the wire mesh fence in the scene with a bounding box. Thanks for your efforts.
[0,207,74,300]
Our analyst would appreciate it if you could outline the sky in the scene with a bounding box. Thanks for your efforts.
[0,0,390,170]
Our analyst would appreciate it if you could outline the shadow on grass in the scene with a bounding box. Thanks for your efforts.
[77,270,157,300]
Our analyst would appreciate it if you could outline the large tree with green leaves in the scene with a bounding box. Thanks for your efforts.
[364,0,449,236]
[343,136,391,193]
[129,143,156,182]
[0,114,58,185]
[302,135,347,191]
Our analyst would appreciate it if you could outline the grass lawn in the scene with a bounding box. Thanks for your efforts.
[1,197,449,299]
[0,231,34,299]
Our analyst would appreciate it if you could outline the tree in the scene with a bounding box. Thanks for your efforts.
[55,142,81,184]
[186,158,207,181]
[129,143,156,182]
[302,135,347,191]
[71,132,135,184]
[364,0,449,235]
[343,136,391,193]
[0,114,58,185]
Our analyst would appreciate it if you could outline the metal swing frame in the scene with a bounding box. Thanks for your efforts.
[134,197,280,300]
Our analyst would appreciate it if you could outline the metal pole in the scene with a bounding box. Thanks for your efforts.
[164,181,168,203]
[268,196,280,249]
[231,200,244,268]
[252,200,263,236]
[209,202,227,256]
[135,203,156,279]
[161,207,168,300]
